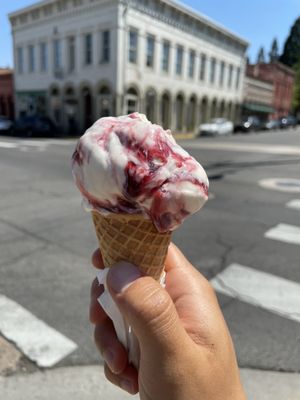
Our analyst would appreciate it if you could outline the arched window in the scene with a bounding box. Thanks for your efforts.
[186,95,196,131]
[82,87,93,129]
[64,86,77,133]
[211,98,217,119]
[175,94,184,131]
[227,101,233,120]
[50,87,60,97]
[200,97,208,123]
[219,100,225,118]
[126,87,139,114]
[161,92,171,129]
[98,86,111,117]
[50,86,61,123]
[145,89,156,123]
[65,87,75,97]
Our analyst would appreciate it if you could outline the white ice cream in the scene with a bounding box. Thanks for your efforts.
[72,113,209,232]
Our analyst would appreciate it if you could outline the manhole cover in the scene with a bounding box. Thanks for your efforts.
[259,178,300,193]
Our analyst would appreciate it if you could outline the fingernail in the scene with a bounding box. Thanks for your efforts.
[108,262,141,293]
[103,349,116,373]
[120,378,134,394]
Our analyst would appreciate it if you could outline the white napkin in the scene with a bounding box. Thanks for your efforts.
[97,268,166,368]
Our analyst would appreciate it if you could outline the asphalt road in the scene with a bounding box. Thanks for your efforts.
[0,129,300,375]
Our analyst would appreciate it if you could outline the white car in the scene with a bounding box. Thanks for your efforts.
[0,116,13,133]
[199,118,233,136]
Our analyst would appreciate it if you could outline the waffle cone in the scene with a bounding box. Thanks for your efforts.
[92,211,171,280]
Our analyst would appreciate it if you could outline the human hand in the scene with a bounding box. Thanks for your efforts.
[90,243,246,400]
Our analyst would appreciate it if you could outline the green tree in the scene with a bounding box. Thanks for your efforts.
[292,59,300,112]
[280,17,300,67]
[269,38,279,62]
[257,46,266,63]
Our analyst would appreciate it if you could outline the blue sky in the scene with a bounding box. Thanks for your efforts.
[1,0,299,67]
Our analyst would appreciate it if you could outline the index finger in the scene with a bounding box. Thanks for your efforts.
[91,248,105,269]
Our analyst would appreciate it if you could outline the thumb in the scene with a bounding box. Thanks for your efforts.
[107,262,188,356]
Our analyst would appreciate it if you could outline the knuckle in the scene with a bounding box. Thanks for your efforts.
[136,283,176,332]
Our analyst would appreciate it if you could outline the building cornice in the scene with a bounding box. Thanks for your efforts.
[249,62,295,77]
[124,0,248,54]
[8,0,55,19]
[9,0,249,50]
[162,0,249,47]
[8,0,118,29]
[272,61,295,76]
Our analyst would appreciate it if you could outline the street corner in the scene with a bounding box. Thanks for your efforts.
[0,335,21,376]
[0,365,138,400]
[240,368,300,400]
[0,335,38,377]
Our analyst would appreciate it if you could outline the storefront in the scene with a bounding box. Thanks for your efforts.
[15,90,47,118]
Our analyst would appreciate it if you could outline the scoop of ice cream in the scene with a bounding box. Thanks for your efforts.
[72,113,209,232]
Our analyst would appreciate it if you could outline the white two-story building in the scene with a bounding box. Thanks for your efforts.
[9,0,248,133]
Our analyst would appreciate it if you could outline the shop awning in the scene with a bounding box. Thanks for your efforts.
[16,90,46,97]
[243,103,274,113]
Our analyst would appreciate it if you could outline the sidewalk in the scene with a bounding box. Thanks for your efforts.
[0,365,299,400]
[172,132,195,140]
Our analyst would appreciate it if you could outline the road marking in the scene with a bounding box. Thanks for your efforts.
[264,223,300,245]
[182,141,300,155]
[0,141,18,149]
[46,139,76,146]
[211,263,300,323]
[0,294,77,367]
[286,199,300,210]
[0,138,74,150]
[259,178,300,193]
[0,140,48,152]
[18,140,48,148]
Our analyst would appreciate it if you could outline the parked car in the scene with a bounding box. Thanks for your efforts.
[198,118,233,136]
[0,116,13,133]
[280,115,298,129]
[13,115,61,137]
[234,116,262,133]
[264,118,281,130]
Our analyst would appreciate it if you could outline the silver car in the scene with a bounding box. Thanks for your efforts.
[199,118,233,136]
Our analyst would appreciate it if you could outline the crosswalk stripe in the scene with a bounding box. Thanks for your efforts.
[0,141,18,149]
[264,223,300,245]
[211,263,300,323]
[286,199,300,211]
[0,139,75,149]
[181,141,300,155]
[18,140,47,147]
[46,139,76,145]
[0,294,77,367]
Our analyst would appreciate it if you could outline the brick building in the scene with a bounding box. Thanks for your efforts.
[243,74,274,121]
[0,68,14,119]
[247,62,295,119]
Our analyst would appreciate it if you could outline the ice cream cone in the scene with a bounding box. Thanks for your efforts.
[92,211,171,280]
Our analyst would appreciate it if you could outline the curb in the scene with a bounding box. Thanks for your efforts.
[0,365,299,400]
[172,133,195,140]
